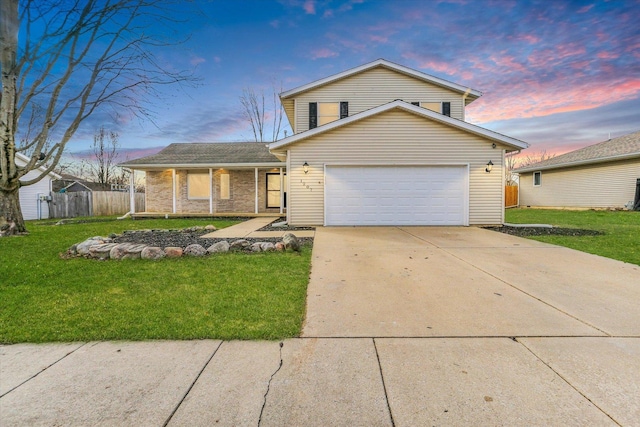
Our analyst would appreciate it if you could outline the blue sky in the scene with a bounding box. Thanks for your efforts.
[64,0,640,160]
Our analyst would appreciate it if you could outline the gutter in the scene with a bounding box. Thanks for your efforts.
[516,152,640,173]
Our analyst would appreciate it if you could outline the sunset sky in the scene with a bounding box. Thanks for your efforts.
[64,0,640,161]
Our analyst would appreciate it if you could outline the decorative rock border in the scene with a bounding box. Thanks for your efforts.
[64,226,302,260]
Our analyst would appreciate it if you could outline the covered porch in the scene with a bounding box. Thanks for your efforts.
[126,166,287,216]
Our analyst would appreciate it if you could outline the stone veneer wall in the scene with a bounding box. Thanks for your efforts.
[144,169,284,214]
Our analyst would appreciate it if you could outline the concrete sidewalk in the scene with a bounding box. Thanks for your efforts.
[2,226,639,426]
[2,337,637,426]
[201,217,315,239]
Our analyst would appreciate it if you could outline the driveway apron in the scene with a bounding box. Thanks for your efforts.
[303,226,640,337]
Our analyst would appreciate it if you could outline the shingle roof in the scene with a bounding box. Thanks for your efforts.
[516,130,640,173]
[119,142,283,168]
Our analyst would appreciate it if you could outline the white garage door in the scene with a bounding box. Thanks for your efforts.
[325,165,468,226]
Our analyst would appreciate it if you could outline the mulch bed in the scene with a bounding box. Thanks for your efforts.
[113,229,313,249]
[486,226,603,237]
[258,217,316,232]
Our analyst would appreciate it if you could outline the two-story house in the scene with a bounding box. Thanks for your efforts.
[122,59,528,225]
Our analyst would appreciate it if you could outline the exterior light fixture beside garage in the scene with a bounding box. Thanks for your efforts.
[485,160,493,173]
[303,162,309,174]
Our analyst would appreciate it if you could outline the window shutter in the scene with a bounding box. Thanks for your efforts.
[340,102,348,119]
[411,102,420,106]
[309,102,317,129]
[442,102,451,116]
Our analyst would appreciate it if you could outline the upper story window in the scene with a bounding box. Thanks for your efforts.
[309,102,348,129]
[412,101,451,117]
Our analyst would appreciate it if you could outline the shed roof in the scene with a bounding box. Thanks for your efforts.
[119,142,284,169]
[516,130,640,173]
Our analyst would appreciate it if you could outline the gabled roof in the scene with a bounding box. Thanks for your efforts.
[119,142,285,169]
[15,152,62,179]
[279,58,483,100]
[269,100,529,152]
[516,130,640,173]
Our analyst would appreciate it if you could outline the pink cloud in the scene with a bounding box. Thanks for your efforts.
[310,48,338,59]
[369,34,388,43]
[577,4,594,13]
[467,78,640,123]
[303,0,316,14]
[597,51,619,60]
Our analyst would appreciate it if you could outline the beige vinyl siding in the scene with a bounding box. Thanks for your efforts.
[293,67,465,133]
[519,158,640,208]
[286,109,505,226]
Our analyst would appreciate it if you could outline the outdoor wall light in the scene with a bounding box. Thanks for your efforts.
[485,160,494,173]
[303,162,309,174]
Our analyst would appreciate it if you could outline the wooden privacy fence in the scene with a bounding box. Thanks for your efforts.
[505,185,519,208]
[50,191,144,218]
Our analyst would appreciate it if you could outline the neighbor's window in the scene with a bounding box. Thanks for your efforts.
[187,173,209,199]
[533,171,542,186]
[220,173,230,199]
[318,102,340,126]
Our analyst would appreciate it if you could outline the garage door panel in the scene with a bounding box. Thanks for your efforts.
[325,165,468,226]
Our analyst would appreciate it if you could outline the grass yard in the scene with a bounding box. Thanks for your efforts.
[505,209,640,266]
[0,217,311,343]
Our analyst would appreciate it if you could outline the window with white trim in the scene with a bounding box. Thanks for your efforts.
[533,171,541,186]
[220,173,230,199]
[187,173,209,199]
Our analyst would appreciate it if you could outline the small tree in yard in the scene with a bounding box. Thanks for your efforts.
[0,0,194,235]
[88,127,120,186]
[240,83,285,143]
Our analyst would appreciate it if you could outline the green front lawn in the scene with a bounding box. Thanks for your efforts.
[0,217,311,343]
[505,209,640,265]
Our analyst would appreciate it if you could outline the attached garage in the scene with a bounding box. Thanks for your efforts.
[269,101,529,227]
[325,165,468,226]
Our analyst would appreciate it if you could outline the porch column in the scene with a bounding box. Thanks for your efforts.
[209,168,213,214]
[279,167,284,215]
[254,167,259,214]
[171,169,177,214]
[129,169,135,214]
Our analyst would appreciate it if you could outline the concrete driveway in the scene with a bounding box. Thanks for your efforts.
[304,226,640,337]
[2,226,639,426]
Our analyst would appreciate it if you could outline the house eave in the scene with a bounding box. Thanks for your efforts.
[269,100,529,153]
[515,152,640,173]
[120,162,286,170]
[279,59,482,101]
[15,152,62,179]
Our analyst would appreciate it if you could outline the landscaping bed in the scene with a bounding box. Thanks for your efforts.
[112,228,313,249]
[258,217,316,232]
[487,226,603,237]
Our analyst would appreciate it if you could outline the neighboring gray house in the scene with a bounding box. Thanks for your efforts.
[15,153,61,220]
[517,131,640,209]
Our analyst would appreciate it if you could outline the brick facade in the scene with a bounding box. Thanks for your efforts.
[144,168,284,214]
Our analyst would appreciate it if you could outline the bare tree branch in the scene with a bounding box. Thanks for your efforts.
[1,0,198,233]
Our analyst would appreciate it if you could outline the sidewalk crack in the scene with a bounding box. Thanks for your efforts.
[258,341,284,427]
[162,340,223,427]
[0,342,87,399]
[516,338,622,426]
[373,338,396,427]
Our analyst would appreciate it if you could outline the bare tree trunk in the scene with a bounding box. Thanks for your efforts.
[0,186,23,235]
[0,0,25,234]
